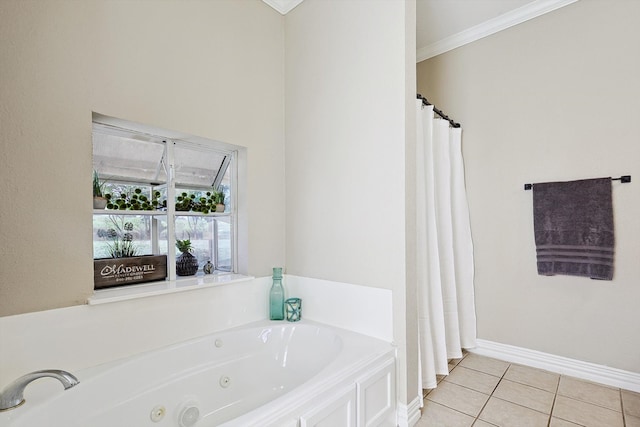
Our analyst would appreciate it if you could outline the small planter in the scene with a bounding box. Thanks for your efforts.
[93,197,108,209]
[176,252,199,276]
[215,203,225,213]
[94,255,167,289]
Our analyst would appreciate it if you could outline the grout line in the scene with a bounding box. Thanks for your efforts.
[503,377,558,394]
[432,380,492,399]
[489,395,552,416]
[547,373,562,427]
[556,376,624,414]
[552,415,588,427]
[471,417,499,427]
[424,400,478,421]
[499,364,561,394]
[471,361,512,424]
[557,393,624,412]
[619,388,626,427]
[456,365,507,379]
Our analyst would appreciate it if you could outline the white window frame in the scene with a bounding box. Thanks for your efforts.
[89,113,248,304]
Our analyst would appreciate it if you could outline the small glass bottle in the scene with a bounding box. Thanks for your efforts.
[203,260,214,274]
[269,267,285,320]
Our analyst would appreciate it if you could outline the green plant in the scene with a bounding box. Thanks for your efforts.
[105,188,166,211]
[175,237,199,276]
[175,239,193,254]
[212,189,225,205]
[175,191,219,214]
[175,192,196,212]
[93,170,106,198]
[97,221,139,258]
[106,238,138,258]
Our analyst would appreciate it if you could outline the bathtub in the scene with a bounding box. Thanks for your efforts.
[0,320,396,427]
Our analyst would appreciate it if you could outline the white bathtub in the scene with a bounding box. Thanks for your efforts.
[0,320,396,427]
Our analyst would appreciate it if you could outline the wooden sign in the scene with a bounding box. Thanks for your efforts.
[94,255,167,289]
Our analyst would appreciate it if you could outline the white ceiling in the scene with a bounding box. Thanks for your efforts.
[262,0,577,61]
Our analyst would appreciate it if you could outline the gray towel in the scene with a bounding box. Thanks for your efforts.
[533,178,614,280]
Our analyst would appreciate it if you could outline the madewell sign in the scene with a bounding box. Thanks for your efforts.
[93,255,167,289]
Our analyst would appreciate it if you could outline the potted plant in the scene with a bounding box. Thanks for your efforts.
[102,221,138,258]
[93,170,108,209]
[176,238,199,276]
[212,189,225,213]
[93,219,167,289]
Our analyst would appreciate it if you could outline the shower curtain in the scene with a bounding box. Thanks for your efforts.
[416,100,476,391]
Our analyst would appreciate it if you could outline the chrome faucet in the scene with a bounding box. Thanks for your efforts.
[0,370,79,411]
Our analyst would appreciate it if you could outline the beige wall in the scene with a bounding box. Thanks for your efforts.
[418,0,640,372]
[0,0,285,316]
[285,0,418,405]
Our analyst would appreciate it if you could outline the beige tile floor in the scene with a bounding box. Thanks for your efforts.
[418,352,640,427]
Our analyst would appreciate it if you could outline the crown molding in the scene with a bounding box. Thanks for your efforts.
[417,0,579,62]
[262,0,305,15]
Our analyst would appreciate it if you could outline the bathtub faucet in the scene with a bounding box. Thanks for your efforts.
[0,370,80,411]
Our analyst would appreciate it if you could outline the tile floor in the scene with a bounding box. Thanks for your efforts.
[417,352,640,427]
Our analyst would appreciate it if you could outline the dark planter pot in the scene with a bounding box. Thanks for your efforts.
[176,252,199,276]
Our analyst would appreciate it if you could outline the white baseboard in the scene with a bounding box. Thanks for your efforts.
[472,339,640,393]
[397,395,422,427]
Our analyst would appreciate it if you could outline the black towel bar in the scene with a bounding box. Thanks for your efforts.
[524,175,631,190]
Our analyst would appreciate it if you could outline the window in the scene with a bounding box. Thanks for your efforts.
[92,117,238,289]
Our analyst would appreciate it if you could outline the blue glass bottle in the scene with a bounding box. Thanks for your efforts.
[269,267,285,320]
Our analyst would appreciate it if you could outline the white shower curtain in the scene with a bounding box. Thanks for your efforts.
[416,100,476,391]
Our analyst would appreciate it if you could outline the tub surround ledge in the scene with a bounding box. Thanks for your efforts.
[87,273,255,305]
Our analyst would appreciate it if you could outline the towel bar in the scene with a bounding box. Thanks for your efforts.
[524,175,631,191]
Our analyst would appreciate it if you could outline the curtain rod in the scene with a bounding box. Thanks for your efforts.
[524,175,631,190]
[417,94,461,128]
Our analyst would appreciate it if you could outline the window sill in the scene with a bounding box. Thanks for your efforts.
[87,273,255,306]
